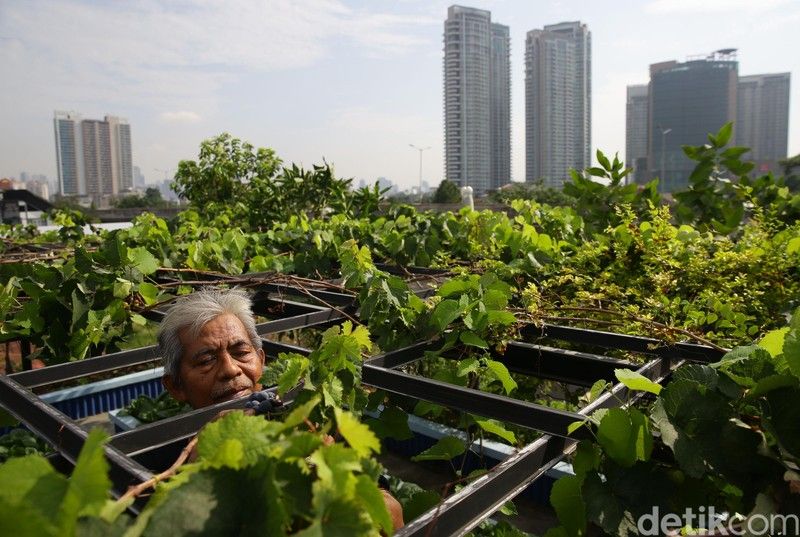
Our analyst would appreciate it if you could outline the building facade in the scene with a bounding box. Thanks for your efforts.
[736,73,791,175]
[625,84,649,184]
[53,111,133,202]
[525,21,591,187]
[443,5,511,194]
[648,52,738,192]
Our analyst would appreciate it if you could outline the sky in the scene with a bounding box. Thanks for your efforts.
[1,0,799,191]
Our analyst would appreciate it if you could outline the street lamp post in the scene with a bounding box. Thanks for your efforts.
[658,126,672,190]
[409,144,431,201]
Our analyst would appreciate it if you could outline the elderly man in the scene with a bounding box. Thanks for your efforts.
[157,288,404,530]
[159,288,265,408]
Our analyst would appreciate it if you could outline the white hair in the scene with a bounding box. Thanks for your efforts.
[157,287,262,382]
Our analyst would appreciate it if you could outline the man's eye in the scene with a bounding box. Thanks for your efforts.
[197,355,215,366]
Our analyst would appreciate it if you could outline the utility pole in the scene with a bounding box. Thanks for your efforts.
[409,144,431,201]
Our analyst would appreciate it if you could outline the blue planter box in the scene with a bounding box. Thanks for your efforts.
[372,409,573,505]
[40,367,165,420]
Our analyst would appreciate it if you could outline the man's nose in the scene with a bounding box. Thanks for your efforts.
[216,351,242,379]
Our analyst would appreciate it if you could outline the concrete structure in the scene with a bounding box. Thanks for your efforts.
[53,111,133,203]
[443,5,511,194]
[736,73,791,175]
[525,21,591,188]
[625,84,649,184]
[647,51,738,192]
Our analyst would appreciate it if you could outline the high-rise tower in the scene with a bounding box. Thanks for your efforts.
[736,73,790,175]
[53,112,133,201]
[647,51,738,192]
[625,84,649,184]
[443,5,511,194]
[525,21,591,187]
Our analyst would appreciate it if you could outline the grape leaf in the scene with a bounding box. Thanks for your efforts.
[474,418,516,444]
[57,429,111,534]
[614,369,662,395]
[334,408,380,458]
[126,247,159,275]
[431,299,462,331]
[549,475,586,537]
[485,359,518,394]
[411,435,465,462]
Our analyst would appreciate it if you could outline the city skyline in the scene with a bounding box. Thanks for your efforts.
[1,1,799,190]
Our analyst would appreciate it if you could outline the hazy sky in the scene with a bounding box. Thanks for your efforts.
[1,0,798,190]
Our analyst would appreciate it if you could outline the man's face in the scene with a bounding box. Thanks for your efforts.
[163,313,265,409]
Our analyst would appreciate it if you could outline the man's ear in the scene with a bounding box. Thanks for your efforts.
[257,348,266,369]
[162,373,188,403]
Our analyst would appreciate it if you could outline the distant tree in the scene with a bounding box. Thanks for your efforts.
[171,133,282,207]
[780,153,800,190]
[432,180,461,204]
[489,180,575,207]
[115,187,166,209]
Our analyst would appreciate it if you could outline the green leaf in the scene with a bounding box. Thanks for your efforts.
[486,310,516,326]
[596,408,651,468]
[354,475,393,535]
[282,396,321,430]
[438,278,472,298]
[334,408,380,458]
[787,237,800,255]
[277,355,308,396]
[58,429,111,534]
[715,122,733,147]
[126,247,159,275]
[484,359,518,394]
[549,475,586,537]
[367,405,413,441]
[401,490,441,522]
[614,369,662,395]
[197,412,277,468]
[474,418,516,444]
[411,435,466,462]
[138,282,159,306]
[431,299,462,331]
[459,331,488,349]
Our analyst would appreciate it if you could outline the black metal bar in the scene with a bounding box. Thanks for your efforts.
[261,339,313,359]
[490,341,635,387]
[364,340,439,369]
[10,346,160,389]
[248,282,355,307]
[255,307,348,336]
[252,297,330,317]
[396,356,680,537]
[524,323,726,363]
[0,374,153,501]
[362,364,592,440]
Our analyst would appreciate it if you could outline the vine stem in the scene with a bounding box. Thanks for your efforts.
[117,436,199,504]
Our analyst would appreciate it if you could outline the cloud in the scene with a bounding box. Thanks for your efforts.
[645,0,793,14]
[160,111,202,123]
[0,0,436,116]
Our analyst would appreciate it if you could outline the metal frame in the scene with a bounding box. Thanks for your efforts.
[0,278,727,535]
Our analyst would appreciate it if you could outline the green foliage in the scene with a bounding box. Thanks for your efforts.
[119,392,190,424]
[490,179,576,207]
[0,429,52,462]
[172,132,281,211]
[115,187,167,209]
[563,150,660,235]
[432,179,462,204]
[548,311,800,535]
